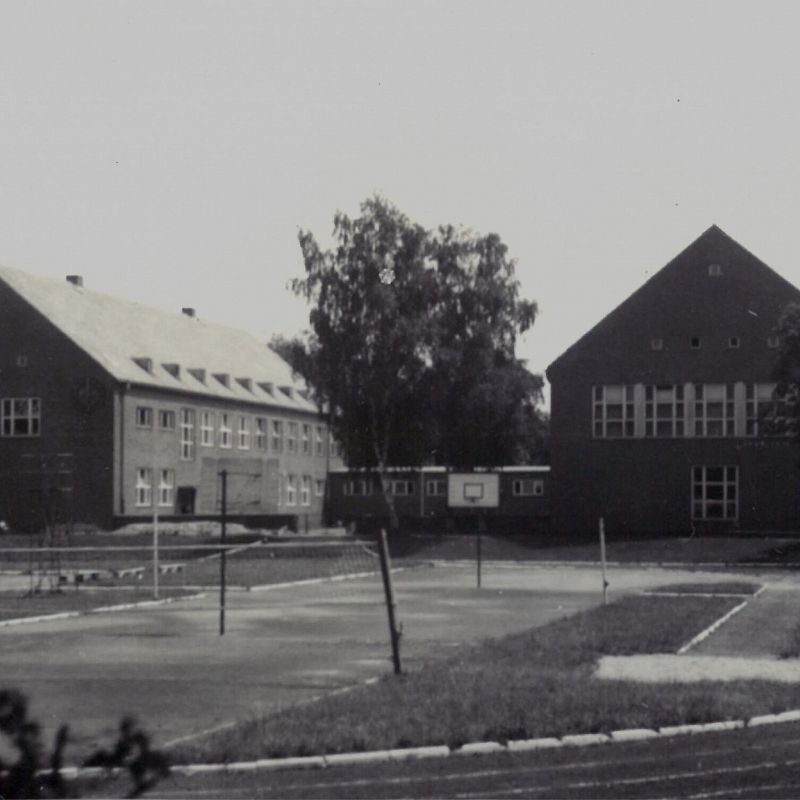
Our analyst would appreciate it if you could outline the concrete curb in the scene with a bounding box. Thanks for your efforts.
[88,708,800,783]
[0,592,206,628]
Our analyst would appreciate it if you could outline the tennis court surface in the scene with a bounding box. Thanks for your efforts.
[0,559,772,761]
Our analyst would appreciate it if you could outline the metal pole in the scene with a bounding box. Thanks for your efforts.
[378,529,402,675]
[153,508,159,600]
[599,517,609,605]
[476,514,483,589]
[220,469,227,636]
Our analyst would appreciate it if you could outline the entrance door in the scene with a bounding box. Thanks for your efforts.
[176,487,196,515]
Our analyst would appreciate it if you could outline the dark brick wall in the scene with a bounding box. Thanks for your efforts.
[547,228,800,537]
[0,282,116,531]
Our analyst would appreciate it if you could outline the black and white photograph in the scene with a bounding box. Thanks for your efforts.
[3,1,800,797]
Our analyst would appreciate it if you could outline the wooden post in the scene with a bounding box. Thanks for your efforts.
[599,517,609,605]
[378,529,402,675]
[153,508,159,600]
[220,469,227,636]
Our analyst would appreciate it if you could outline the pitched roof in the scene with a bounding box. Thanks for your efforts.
[546,225,800,379]
[0,264,318,414]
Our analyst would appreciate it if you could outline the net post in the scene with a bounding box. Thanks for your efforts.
[378,529,402,675]
[220,469,228,636]
[153,508,159,600]
[599,517,609,605]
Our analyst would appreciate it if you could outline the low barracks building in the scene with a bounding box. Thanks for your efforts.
[0,266,341,531]
[547,226,800,537]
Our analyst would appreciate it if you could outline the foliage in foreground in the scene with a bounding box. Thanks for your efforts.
[0,689,168,798]
[175,594,800,763]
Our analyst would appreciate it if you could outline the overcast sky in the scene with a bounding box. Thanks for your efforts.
[2,0,800,405]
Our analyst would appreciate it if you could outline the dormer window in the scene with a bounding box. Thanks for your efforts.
[188,368,206,384]
[708,263,722,276]
[162,363,181,379]
[650,338,663,351]
[213,373,230,388]
[236,377,253,393]
[132,357,153,374]
[691,337,701,350]
[728,336,740,349]
[257,382,274,396]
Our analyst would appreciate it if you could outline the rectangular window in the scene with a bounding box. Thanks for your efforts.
[512,478,544,497]
[593,385,635,438]
[237,416,250,449]
[426,479,447,496]
[694,383,735,437]
[287,422,298,453]
[286,474,297,506]
[316,426,325,456]
[692,466,738,521]
[180,409,196,460]
[200,411,214,447]
[315,479,325,497]
[158,410,175,430]
[219,413,232,448]
[301,424,311,455]
[329,434,339,459]
[391,480,415,496]
[344,479,373,496]
[746,383,783,436]
[301,475,311,506]
[1,398,41,437]
[271,419,283,452]
[255,417,268,449]
[135,468,152,507]
[644,384,685,437]
[158,469,174,507]
[136,406,153,428]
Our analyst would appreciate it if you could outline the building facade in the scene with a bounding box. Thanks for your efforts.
[546,226,800,537]
[327,466,550,532]
[0,266,341,532]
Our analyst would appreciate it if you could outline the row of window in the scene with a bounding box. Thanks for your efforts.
[593,383,784,439]
[134,469,325,508]
[649,335,779,351]
[342,478,545,497]
[136,406,339,460]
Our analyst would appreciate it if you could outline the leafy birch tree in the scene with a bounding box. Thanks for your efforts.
[292,196,541,529]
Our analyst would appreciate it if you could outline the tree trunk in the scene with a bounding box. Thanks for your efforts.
[377,463,400,532]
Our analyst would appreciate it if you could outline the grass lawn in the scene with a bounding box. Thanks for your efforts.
[173,593,800,764]
[390,532,800,566]
[0,587,198,620]
[645,581,762,595]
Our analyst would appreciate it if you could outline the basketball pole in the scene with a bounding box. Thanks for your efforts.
[476,505,482,589]
[219,469,228,636]
[378,529,402,675]
[153,507,159,600]
[599,516,609,605]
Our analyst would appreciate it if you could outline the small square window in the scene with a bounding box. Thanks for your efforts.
[708,263,722,276]
[650,338,663,351]
[728,336,740,349]
[767,335,780,349]
[691,337,701,350]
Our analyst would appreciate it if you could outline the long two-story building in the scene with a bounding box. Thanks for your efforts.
[0,266,341,532]
[547,225,800,537]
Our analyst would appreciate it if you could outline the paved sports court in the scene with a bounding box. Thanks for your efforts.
[0,561,785,760]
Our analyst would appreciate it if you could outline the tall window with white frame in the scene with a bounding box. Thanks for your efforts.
[746,383,782,436]
[135,468,153,507]
[180,409,196,460]
[316,425,325,456]
[237,415,250,449]
[200,411,215,447]
[301,424,311,455]
[645,385,684,437]
[694,384,734,437]
[692,466,738,521]
[255,417,268,450]
[219,413,232,448]
[286,474,297,506]
[158,469,175,508]
[271,419,283,452]
[301,475,311,506]
[1,398,40,437]
[593,385,634,438]
[287,422,298,453]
